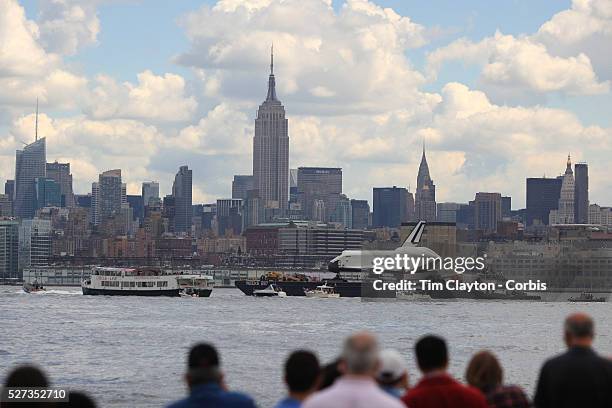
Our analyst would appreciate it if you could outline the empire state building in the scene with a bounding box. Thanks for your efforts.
[253,47,289,214]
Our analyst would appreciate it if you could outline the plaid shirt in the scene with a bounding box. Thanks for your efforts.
[486,385,531,408]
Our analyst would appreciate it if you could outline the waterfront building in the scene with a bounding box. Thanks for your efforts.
[297,167,342,222]
[19,218,52,270]
[526,177,562,226]
[0,220,19,280]
[414,147,436,221]
[588,204,612,226]
[46,161,74,207]
[253,47,289,216]
[172,166,193,234]
[372,186,409,228]
[574,162,589,224]
[14,138,46,219]
[231,175,255,200]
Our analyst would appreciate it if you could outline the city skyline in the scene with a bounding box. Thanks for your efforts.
[0,0,611,207]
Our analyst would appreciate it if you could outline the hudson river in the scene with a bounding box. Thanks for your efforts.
[1,286,611,407]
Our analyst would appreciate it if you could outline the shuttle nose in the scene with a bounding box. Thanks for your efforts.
[328,260,339,272]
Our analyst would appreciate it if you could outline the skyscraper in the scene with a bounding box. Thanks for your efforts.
[350,199,370,230]
[253,47,289,216]
[142,181,160,207]
[172,165,193,234]
[373,186,409,228]
[574,162,589,224]
[4,180,15,202]
[552,155,575,224]
[232,175,255,200]
[14,138,46,219]
[46,161,74,207]
[474,192,502,233]
[92,169,123,226]
[297,167,342,222]
[19,218,52,270]
[34,178,61,210]
[526,177,562,226]
[414,147,436,221]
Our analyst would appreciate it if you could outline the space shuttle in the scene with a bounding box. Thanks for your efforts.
[327,221,441,273]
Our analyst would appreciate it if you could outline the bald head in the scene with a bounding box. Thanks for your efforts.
[342,332,379,376]
[564,313,594,347]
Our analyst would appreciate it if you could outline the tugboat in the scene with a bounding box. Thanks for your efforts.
[253,284,287,297]
[177,275,214,298]
[304,282,340,298]
[568,292,606,302]
[23,280,46,294]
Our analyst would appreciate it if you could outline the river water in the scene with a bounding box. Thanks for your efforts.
[1,286,611,407]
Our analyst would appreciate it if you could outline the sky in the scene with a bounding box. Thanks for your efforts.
[1,0,611,209]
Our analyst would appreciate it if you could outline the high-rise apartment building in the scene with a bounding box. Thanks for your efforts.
[253,48,289,215]
[91,169,123,226]
[19,218,52,270]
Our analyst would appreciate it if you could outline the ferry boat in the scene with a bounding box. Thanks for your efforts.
[82,267,180,297]
[568,292,606,302]
[177,275,214,297]
[304,283,340,298]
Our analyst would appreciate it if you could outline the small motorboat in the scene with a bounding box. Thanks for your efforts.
[253,284,287,297]
[304,283,340,298]
[23,280,46,294]
[568,292,606,302]
[396,291,431,301]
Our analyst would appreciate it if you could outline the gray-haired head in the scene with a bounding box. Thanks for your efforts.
[341,332,379,375]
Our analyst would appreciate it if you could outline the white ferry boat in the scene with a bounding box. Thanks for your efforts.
[177,275,214,297]
[82,267,180,297]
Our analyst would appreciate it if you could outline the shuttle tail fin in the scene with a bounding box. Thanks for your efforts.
[402,221,425,247]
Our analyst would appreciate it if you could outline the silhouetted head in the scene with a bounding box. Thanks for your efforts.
[341,331,379,377]
[564,313,594,347]
[66,391,97,407]
[284,350,320,399]
[465,350,503,392]
[415,335,448,374]
[4,365,48,388]
[186,343,222,387]
[318,358,342,390]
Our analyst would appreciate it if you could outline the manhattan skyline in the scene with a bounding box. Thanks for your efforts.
[0,0,611,207]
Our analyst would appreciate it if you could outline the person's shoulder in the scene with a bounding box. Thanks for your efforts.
[165,397,190,408]
[302,387,340,408]
[376,390,405,408]
[221,390,258,407]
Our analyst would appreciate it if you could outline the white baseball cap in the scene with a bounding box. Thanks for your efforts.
[377,349,407,383]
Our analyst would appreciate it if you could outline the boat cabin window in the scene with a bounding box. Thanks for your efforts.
[157,281,168,287]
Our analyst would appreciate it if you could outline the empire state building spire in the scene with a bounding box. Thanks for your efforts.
[266,44,277,101]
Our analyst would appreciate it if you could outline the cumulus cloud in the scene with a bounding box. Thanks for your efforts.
[176,0,431,115]
[427,31,609,98]
[86,71,198,122]
[37,0,101,55]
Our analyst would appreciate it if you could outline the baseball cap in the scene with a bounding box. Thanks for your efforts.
[376,349,407,383]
